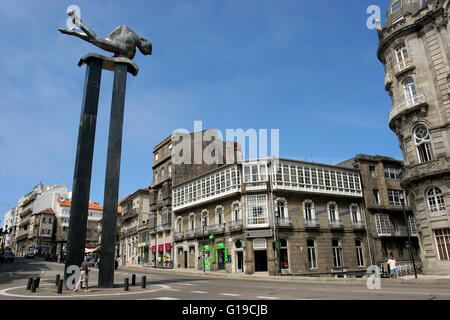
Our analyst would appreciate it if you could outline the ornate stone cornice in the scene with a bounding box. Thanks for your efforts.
[400,157,450,188]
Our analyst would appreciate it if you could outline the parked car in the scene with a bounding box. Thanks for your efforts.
[25,252,35,259]
[44,253,57,262]
[3,251,14,263]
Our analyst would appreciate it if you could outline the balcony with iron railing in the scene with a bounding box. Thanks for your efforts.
[121,207,140,221]
[276,217,293,228]
[393,58,415,76]
[174,231,184,241]
[388,94,427,124]
[210,223,226,234]
[156,223,172,233]
[304,219,320,229]
[328,220,344,229]
[351,220,366,230]
[228,219,243,231]
[152,173,172,187]
[185,229,197,238]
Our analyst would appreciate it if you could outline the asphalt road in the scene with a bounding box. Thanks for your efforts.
[1,258,449,300]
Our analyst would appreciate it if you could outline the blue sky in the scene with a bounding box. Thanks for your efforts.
[0,0,395,224]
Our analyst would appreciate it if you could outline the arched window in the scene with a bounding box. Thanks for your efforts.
[395,44,408,68]
[231,201,241,221]
[414,125,432,163]
[201,209,209,227]
[427,187,446,216]
[350,204,361,222]
[189,213,195,230]
[215,206,224,225]
[275,198,288,219]
[328,202,339,221]
[403,78,417,106]
[176,217,183,232]
[303,199,315,221]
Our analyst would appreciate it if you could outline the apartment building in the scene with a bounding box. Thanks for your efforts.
[119,188,151,265]
[377,0,449,274]
[172,157,368,277]
[338,154,419,267]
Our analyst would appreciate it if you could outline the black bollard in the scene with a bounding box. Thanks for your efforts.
[141,276,146,289]
[31,279,37,293]
[57,279,63,294]
[131,274,136,286]
[26,278,33,290]
[55,274,60,286]
[35,277,40,288]
[124,278,129,291]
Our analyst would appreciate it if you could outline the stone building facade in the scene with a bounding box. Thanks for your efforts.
[146,130,242,268]
[377,0,450,273]
[338,154,420,268]
[56,199,103,259]
[119,188,150,265]
[172,158,369,277]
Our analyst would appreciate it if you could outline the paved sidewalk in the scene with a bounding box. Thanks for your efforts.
[120,263,450,285]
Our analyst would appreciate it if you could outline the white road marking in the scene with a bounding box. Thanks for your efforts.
[166,288,182,292]
[154,297,180,300]
[256,296,280,300]
[191,290,208,294]
[220,293,241,297]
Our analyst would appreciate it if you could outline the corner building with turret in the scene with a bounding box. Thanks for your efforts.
[377,0,450,274]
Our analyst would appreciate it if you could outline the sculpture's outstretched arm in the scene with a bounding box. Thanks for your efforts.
[67,10,98,41]
[58,28,89,41]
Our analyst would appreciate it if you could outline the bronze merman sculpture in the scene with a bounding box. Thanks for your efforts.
[58,10,152,60]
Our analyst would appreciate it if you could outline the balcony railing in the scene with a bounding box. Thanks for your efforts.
[351,221,366,230]
[152,173,172,187]
[388,94,427,123]
[185,229,196,238]
[210,223,226,234]
[121,207,140,221]
[174,231,184,241]
[393,58,414,76]
[228,219,243,231]
[156,223,172,232]
[276,217,293,228]
[328,220,344,229]
[304,219,320,228]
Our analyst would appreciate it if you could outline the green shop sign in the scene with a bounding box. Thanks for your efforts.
[217,242,225,249]
[202,244,210,251]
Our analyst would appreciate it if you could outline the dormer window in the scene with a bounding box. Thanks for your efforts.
[391,1,402,14]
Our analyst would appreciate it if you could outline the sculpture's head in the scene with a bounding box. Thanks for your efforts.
[138,38,152,55]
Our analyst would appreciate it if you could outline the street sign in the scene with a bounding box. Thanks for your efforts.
[245,229,272,238]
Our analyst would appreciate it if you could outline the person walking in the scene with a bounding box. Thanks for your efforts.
[387,254,399,279]
[74,256,91,292]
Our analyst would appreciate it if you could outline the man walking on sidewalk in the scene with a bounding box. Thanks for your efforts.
[387,254,399,279]
[74,256,91,292]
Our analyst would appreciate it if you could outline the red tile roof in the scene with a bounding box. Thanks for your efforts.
[59,200,103,211]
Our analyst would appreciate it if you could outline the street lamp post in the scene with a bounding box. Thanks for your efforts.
[202,224,205,273]
[401,194,418,279]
